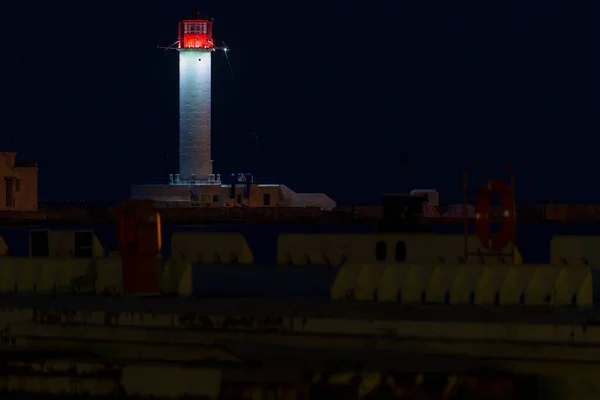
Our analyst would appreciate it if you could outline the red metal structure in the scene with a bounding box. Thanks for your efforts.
[117,200,162,294]
[462,166,516,263]
[475,179,516,251]
[178,16,214,50]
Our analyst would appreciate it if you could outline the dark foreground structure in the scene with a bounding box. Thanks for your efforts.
[0,198,599,398]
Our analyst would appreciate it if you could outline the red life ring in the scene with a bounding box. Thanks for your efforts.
[475,179,515,251]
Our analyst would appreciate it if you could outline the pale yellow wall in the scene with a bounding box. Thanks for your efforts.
[171,232,253,264]
[0,256,174,296]
[551,236,600,266]
[0,257,96,293]
[159,259,193,295]
[277,234,521,266]
[332,263,593,308]
[95,259,123,294]
[29,230,105,258]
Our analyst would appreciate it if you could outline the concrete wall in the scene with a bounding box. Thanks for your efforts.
[131,183,336,209]
[225,184,292,208]
[290,193,336,210]
[13,166,38,211]
[132,184,287,207]
[0,251,594,308]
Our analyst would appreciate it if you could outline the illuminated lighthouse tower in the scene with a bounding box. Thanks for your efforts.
[178,16,215,182]
[130,14,335,210]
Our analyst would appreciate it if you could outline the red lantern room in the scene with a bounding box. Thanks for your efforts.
[178,16,214,50]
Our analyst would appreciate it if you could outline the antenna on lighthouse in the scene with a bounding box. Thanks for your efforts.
[254,133,260,179]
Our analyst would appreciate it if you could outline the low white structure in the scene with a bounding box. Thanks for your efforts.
[130,180,336,211]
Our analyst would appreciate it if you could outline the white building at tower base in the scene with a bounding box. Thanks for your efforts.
[130,179,336,211]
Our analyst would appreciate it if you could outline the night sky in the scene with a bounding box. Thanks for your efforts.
[2,2,599,205]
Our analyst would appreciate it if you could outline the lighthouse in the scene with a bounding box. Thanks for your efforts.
[178,15,215,182]
[129,14,336,210]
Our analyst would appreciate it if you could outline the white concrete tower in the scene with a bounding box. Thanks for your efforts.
[177,16,215,181]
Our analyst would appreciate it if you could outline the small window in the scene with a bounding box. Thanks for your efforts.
[395,241,407,262]
[212,194,219,202]
[263,193,271,206]
[375,241,387,262]
[236,194,242,204]
[15,180,20,192]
